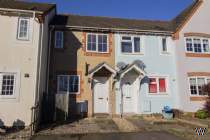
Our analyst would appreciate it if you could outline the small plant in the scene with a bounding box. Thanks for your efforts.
[195,109,208,119]
[202,83,210,116]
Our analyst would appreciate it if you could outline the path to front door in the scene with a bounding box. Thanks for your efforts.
[94,77,109,114]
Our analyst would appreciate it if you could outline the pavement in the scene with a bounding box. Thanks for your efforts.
[31,132,184,140]
[1,117,209,140]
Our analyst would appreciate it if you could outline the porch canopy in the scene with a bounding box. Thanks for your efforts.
[118,62,146,79]
[88,62,117,77]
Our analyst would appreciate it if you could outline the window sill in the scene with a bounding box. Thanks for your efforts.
[185,53,210,58]
[121,53,144,55]
[190,96,209,101]
[0,96,16,100]
[161,52,170,55]
[148,93,168,96]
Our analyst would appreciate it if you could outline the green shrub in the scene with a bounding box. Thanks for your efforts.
[195,109,208,119]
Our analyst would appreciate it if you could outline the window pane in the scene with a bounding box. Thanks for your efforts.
[162,38,167,52]
[87,34,96,51]
[122,36,131,41]
[186,38,193,52]
[58,76,68,92]
[149,78,157,93]
[98,35,108,52]
[134,37,141,53]
[1,74,16,96]
[121,42,132,53]
[55,31,63,48]
[194,39,202,53]
[203,39,209,52]
[197,78,205,95]
[159,78,166,92]
[68,76,79,92]
[18,19,29,39]
[189,78,197,95]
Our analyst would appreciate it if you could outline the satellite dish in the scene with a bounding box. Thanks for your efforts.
[133,60,145,70]
[117,62,127,70]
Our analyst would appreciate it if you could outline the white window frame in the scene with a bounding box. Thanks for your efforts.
[17,18,30,40]
[54,31,64,49]
[185,37,210,54]
[160,37,169,54]
[86,33,109,53]
[57,75,80,94]
[188,76,210,96]
[0,73,17,99]
[120,35,143,55]
[147,76,169,95]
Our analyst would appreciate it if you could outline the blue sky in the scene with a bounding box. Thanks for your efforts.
[30,0,193,20]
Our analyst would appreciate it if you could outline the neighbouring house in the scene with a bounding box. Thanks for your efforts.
[49,15,116,118]
[0,0,56,128]
[173,0,210,112]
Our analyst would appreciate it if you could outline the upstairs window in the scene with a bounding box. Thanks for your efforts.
[189,77,210,96]
[57,75,80,94]
[161,37,169,54]
[17,18,29,40]
[55,31,64,49]
[149,77,167,94]
[0,73,16,97]
[121,36,141,54]
[87,33,108,53]
[185,37,210,53]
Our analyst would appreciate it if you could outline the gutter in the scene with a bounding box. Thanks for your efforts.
[0,8,43,14]
[51,25,173,35]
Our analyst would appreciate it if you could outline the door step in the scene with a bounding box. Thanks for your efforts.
[94,113,111,119]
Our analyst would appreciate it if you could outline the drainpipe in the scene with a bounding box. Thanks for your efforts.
[120,80,123,118]
[31,16,44,133]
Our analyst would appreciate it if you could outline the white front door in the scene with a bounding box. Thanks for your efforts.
[94,77,109,113]
[122,78,139,113]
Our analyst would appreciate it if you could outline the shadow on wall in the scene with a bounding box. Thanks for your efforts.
[42,29,84,125]
[0,119,25,134]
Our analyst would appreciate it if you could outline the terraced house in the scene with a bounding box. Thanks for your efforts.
[0,0,56,127]
[0,0,210,128]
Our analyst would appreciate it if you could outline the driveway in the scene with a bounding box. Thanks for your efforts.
[31,132,184,140]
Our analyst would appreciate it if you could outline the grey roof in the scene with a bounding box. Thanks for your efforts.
[0,0,56,13]
[51,0,200,32]
[51,14,173,32]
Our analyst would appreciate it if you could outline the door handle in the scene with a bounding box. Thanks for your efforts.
[98,98,103,99]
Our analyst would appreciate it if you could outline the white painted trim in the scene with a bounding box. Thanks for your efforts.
[146,74,170,97]
[86,33,109,53]
[17,17,30,41]
[0,70,20,101]
[0,8,43,14]
[120,34,145,55]
[159,36,171,56]
[184,37,210,54]
[120,65,145,78]
[57,75,80,95]
[187,76,210,97]
[89,63,116,77]
[51,25,173,34]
